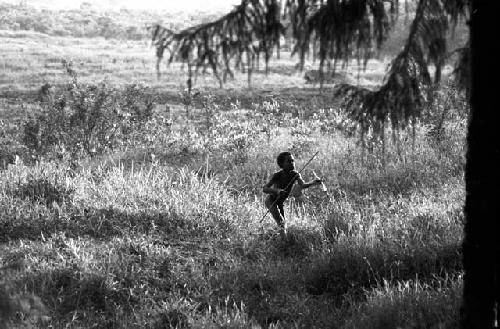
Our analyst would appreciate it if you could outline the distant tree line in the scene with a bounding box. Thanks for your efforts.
[0,2,223,40]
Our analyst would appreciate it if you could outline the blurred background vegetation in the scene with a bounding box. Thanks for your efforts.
[0,1,225,40]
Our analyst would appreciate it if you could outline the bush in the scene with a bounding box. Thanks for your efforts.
[22,62,154,160]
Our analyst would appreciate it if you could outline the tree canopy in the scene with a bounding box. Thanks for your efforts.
[149,0,285,87]
[149,0,468,137]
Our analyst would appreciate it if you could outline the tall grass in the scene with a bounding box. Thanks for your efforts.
[342,277,463,329]
[0,66,467,328]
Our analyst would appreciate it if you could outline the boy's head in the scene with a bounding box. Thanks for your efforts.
[277,152,295,171]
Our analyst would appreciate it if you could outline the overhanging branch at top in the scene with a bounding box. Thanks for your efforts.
[284,0,398,74]
[150,0,284,89]
[148,0,468,138]
[149,0,402,89]
[334,0,468,137]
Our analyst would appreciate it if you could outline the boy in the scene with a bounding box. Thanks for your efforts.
[263,152,322,236]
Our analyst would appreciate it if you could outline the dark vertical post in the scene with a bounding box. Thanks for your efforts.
[461,1,500,328]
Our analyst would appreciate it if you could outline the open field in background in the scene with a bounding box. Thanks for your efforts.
[0,30,395,93]
[0,30,466,328]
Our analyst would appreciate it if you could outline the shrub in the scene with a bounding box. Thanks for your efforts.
[22,62,154,160]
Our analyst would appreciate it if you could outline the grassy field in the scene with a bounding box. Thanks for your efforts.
[0,30,466,328]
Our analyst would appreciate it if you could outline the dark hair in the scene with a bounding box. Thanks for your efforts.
[277,152,292,168]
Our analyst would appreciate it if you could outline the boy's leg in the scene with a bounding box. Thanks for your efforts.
[277,203,285,222]
[277,203,287,235]
[265,196,285,229]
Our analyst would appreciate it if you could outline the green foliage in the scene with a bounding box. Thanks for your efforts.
[21,62,154,160]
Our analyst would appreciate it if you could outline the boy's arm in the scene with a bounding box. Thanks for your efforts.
[296,173,321,189]
[263,175,284,195]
